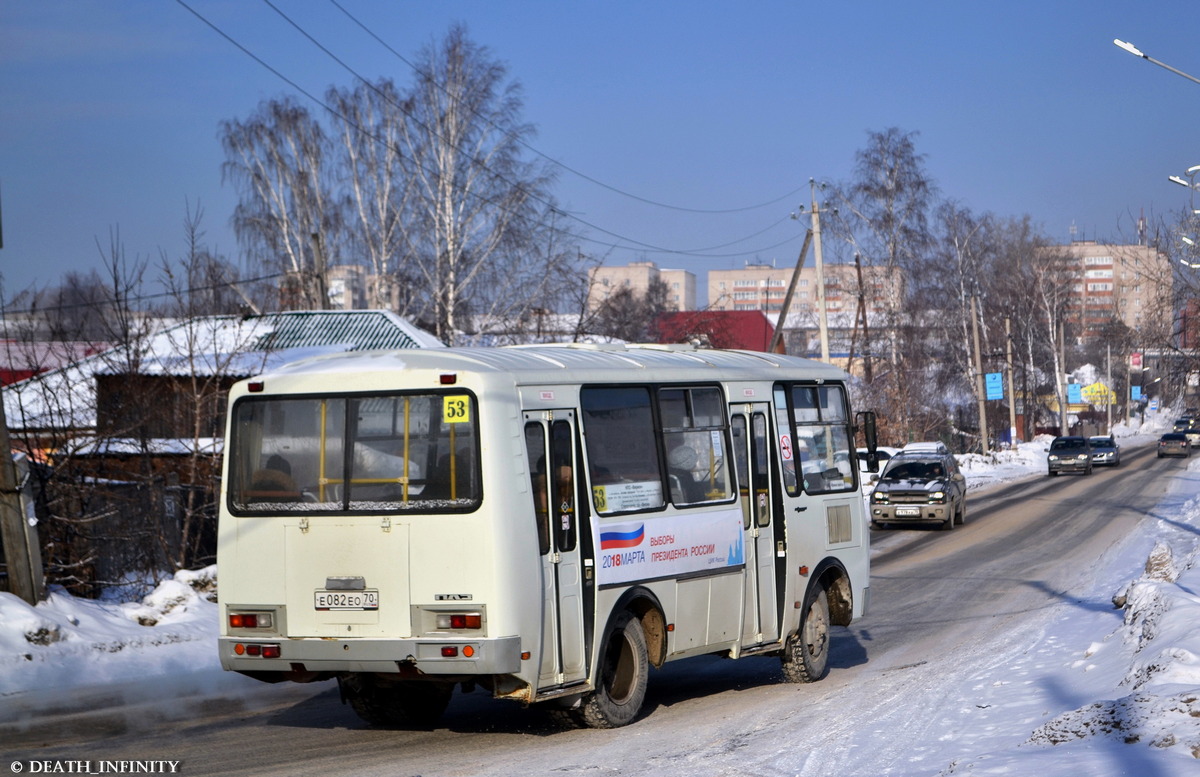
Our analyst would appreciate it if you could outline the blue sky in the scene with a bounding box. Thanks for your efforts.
[2,1,1199,305]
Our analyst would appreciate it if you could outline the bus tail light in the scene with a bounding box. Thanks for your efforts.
[436,613,482,630]
[439,645,476,658]
[234,643,281,658]
[229,611,274,630]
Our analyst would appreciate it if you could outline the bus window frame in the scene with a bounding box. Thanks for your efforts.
[579,382,736,517]
[775,381,857,497]
[226,388,483,517]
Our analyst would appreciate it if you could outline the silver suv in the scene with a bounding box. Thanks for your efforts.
[869,446,967,531]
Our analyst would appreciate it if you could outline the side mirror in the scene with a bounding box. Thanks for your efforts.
[856,411,880,473]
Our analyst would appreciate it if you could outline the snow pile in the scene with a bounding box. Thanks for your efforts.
[1020,510,1200,762]
[939,470,1200,773]
[0,567,218,697]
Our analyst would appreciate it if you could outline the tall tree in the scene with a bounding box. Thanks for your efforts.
[394,24,558,343]
[326,79,412,311]
[220,97,338,310]
[593,277,673,343]
[833,128,938,442]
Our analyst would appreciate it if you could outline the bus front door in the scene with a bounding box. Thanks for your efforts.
[731,404,779,646]
[523,411,587,689]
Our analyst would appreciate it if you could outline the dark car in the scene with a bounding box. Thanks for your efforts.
[1047,436,1093,476]
[1088,435,1120,467]
[1158,433,1191,458]
[869,447,967,531]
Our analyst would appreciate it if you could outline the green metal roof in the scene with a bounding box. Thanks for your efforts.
[248,310,440,352]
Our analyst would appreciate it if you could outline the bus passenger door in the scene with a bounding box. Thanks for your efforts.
[731,404,779,645]
[523,411,587,688]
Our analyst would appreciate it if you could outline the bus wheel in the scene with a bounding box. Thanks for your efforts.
[576,610,649,728]
[781,586,830,683]
[340,675,453,728]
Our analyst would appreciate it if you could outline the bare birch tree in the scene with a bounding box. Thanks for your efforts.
[395,24,558,344]
[221,97,339,310]
[833,128,937,441]
[326,79,413,310]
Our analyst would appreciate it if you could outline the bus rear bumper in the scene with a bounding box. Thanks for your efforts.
[218,635,523,677]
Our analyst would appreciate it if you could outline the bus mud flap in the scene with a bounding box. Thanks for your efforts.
[492,677,535,704]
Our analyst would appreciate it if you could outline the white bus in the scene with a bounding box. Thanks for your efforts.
[217,343,877,728]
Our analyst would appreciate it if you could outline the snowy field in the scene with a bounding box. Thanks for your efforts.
[3,415,1200,774]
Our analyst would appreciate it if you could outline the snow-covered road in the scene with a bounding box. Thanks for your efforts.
[4,429,1200,776]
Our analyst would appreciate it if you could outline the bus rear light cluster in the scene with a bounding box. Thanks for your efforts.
[233,643,281,658]
[440,645,476,658]
[229,612,274,629]
[436,613,482,630]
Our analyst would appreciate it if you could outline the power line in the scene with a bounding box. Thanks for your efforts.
[0,270,289,318]
[326,0,807,215]
[178,0,805,262]
[257,0,798,257]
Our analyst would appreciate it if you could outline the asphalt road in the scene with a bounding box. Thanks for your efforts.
[6,442,1184,776]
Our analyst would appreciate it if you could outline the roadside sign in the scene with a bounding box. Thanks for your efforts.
[1080,382,1116,406]
[1068,383,1082,403]
[985,372,1004,400]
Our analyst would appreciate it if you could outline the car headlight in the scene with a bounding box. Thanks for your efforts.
[1048,455,1059,461]
[872,491,888,503]
[930,490,946,502]
[1076,454,1088,461]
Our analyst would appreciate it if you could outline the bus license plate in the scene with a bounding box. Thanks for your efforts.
[314,590,379,611]
[895,507,920,517]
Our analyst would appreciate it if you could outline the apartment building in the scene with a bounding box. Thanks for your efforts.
[707,263,898,317]
[1059,241,1172,340]
[586,261,696,311]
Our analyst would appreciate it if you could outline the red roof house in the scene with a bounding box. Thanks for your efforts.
[653,311,780,352]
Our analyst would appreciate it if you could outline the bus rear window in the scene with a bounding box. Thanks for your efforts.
[228,392,480,514]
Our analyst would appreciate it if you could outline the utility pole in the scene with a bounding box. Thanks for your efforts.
[768,230,813,354]
[1006,317,1018,446]
[1058,324,1068,436]
[849,253,872,382]
[310,232,329,310]
[810,180,830,361]
[971,296,989,454]
[0,190,44,604]
[1106,343,1113,433]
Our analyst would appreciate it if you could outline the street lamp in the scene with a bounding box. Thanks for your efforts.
[1169,166,1200,262]
[1114,39,1200,86]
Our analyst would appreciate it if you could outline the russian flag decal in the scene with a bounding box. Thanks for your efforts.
[600,524,645,549]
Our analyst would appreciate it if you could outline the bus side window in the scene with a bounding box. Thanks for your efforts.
[659,386,734,506]
[731,415,750,529]
[580,387,664,514]
[550,420,576,552]
[524,423,551,555]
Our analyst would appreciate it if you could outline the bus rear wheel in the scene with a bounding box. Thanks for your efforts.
[781,586,830,683]
[569,610,649,729]
[340,675,453,728]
